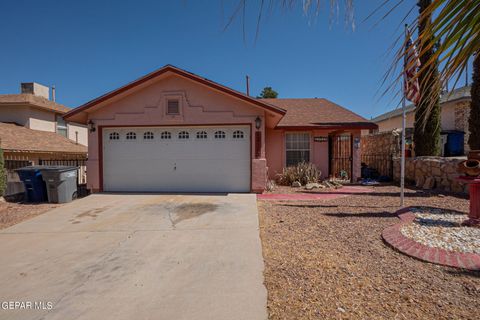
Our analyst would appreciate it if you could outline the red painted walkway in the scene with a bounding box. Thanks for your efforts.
[257,186,371,201]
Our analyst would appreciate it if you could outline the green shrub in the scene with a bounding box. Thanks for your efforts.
[276,162,321,186]
[0,148,6,196]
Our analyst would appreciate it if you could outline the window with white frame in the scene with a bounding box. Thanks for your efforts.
[214,131,226,139]
[232,130,244,139]
[196,131,207,139]
[160,131,171,139]
[126,132,136,140]
[167,99,180,115]
[178,131,189,139]
[285,133,310,167]
[143,131,154,140]
[56,115,68,137]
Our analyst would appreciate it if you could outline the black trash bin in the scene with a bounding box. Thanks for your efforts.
[15,166,48,202]
[39,166,78,203]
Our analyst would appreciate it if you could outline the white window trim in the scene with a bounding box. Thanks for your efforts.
[196,131,208,140]
[284,132,311,166]
[126,132,137,141]
[56,115,68,137]
[143,131,154,140]
[214,131,226,139]
[233,130,245,139]
[160,131,172,140]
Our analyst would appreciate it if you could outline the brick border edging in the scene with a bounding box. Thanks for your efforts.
[382,207,480,271]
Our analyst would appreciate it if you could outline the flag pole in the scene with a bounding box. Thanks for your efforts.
[400,24,408,207]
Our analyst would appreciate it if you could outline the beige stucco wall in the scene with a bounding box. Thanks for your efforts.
[377,111,415,132]
[67,123,88,146]
[85,74,267,192]
[0,105,32,127]
[0,104,88,146]
[376,100,465,133]
[27,107,56,132]
[0,104,56,131]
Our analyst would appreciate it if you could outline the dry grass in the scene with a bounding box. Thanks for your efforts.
[258,185,480,320]
[0,201,61,229]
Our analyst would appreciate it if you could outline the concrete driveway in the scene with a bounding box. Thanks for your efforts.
[0,194,267,320]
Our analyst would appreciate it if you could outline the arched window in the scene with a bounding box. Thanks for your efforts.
[143,131,154,140]
[126,132,136,140]
[232,130,244,139]
[196,131,208,139]
[160,131,171,139]
[214,131,226,139]
[109,132,120,140]
[178,131,189,139]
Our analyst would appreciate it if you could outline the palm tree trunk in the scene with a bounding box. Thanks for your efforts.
[413,0,441,157]
[468,52,480,151]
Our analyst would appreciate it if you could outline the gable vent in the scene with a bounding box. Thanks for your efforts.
[167,99,180,115]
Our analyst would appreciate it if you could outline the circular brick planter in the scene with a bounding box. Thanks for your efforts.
[382,207,480,270]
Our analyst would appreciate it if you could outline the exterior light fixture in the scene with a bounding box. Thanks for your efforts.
[88,120,96,133]
[255,116,262,130]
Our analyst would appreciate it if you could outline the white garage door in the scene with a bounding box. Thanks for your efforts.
[102,126,251,192]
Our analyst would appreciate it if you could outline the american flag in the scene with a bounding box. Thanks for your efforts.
[404,30,421,105]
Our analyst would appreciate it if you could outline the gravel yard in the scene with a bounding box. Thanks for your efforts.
[0,200,61,230]
[258,184,480,320]
[401,207,480,254]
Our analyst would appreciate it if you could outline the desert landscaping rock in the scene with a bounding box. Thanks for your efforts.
[400,207,480,254]
[0,201,61,229]
[291,181,302,188]
[258,185,479,320]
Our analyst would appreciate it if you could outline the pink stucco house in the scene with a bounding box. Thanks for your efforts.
[64,65,376,193]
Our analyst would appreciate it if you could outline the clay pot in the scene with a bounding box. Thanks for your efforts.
[469,150,480,161]
[458,159,480,177]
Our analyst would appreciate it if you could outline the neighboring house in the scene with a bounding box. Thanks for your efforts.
[0,82,88,195]
[64,65,376,193]
[370,86,471,154]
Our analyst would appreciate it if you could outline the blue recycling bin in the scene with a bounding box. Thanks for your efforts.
[443,130,465,157]
[16,166,48,202]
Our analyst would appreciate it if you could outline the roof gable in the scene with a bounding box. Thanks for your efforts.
[64,65,285,123]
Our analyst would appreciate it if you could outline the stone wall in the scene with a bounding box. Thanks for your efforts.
[361,131,401,177]
[454,101,471,154]
[361,130,401,156]
[393,156,467,193]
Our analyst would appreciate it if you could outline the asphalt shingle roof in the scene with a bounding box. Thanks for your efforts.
[0,123,87,154]
[261,98,376,129]
[0,94,71,114]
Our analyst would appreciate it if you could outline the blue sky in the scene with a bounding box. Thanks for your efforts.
[0,0,467,118]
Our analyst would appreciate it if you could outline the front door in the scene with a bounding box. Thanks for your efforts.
[328,133,353,182]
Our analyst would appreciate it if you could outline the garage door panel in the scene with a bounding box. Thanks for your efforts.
[103,126,251,192]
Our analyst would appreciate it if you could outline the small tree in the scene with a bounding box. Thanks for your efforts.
[0,147,6,197]
[257,87,278,99]
[468,52,480,151]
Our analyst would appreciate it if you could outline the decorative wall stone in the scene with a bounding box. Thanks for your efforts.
[393,156,468,193]
[454,101,471,154]
[361,131,401,156]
